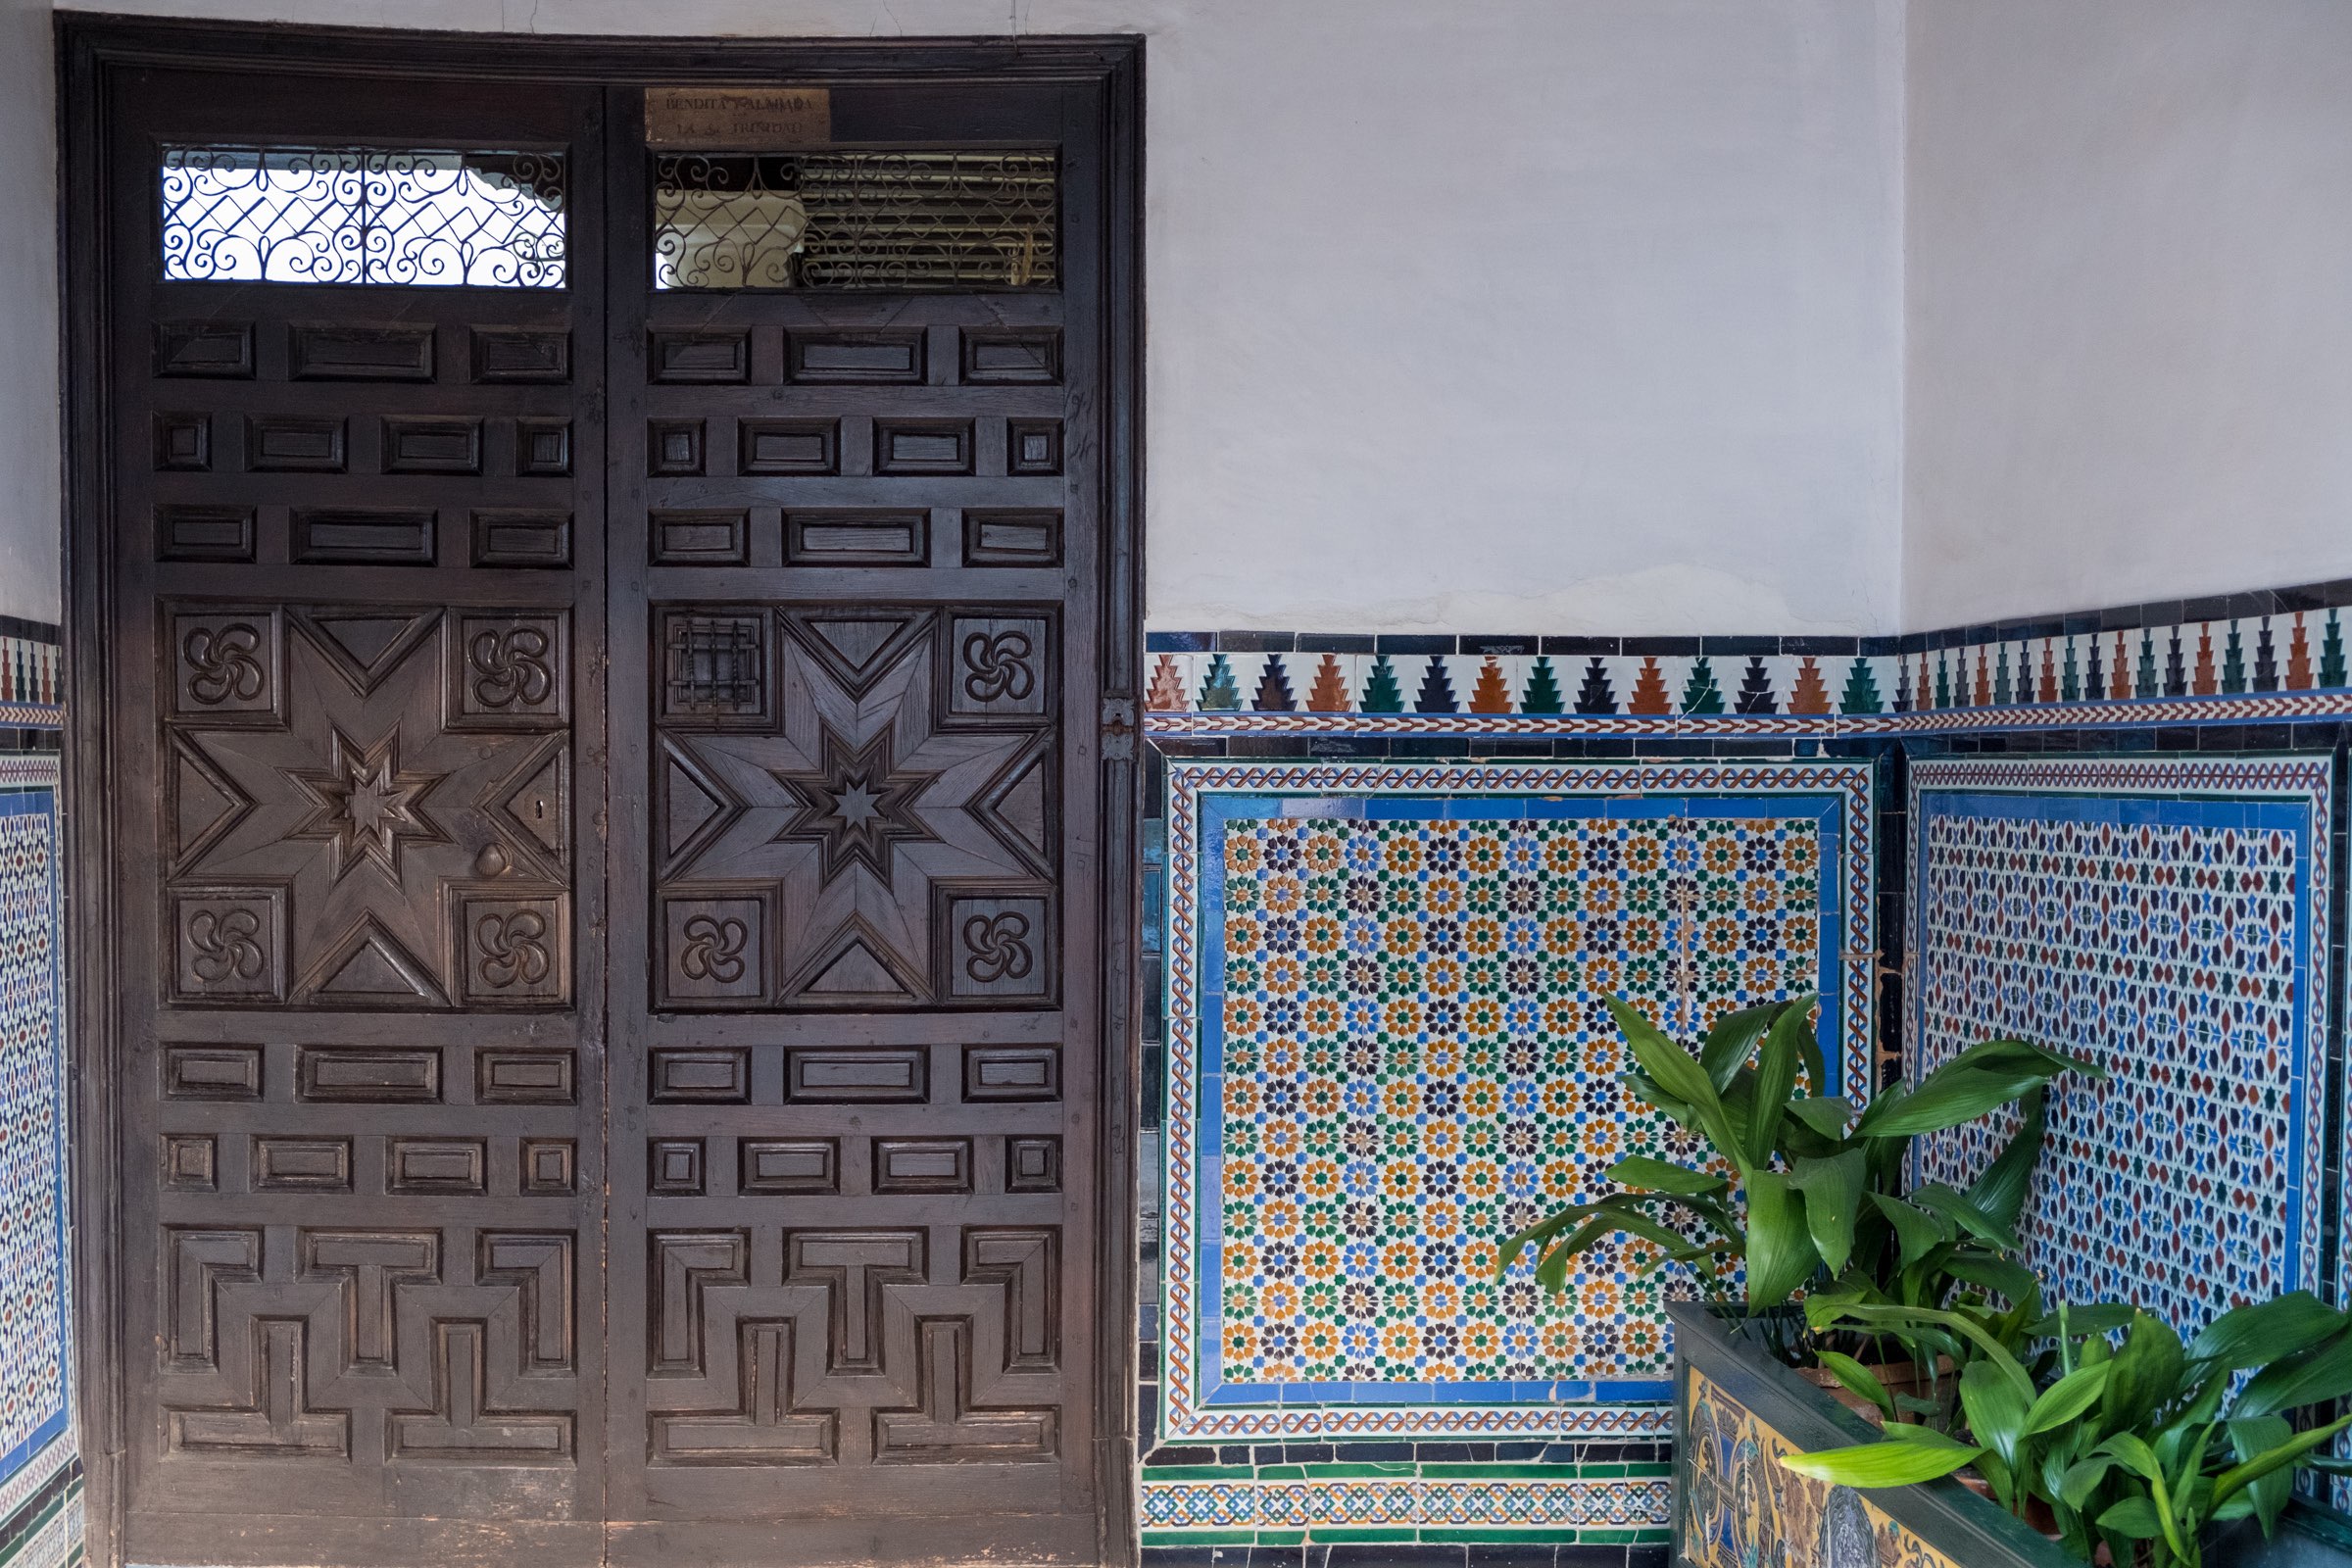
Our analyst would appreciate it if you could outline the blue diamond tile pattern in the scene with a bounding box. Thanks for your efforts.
[1908,759,2329,1333]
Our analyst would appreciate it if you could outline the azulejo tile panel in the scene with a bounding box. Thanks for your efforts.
[1907,759,2330,1334]
[0,771,72,1561]
[1160,760,1876,1445]
[1683,1367,1963,1568]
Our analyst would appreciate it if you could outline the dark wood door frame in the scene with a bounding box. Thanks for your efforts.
[58,18,1143,1567]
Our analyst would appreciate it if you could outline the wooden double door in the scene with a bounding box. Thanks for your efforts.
[65,24,1139,1568]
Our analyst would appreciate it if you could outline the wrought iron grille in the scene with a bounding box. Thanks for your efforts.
[161,147,567,287]
[652,152,1057,291]
[664,614,767,717]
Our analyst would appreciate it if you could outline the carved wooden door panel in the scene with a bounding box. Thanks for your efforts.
[601,80,1113,1565]
[102,65,608,1566]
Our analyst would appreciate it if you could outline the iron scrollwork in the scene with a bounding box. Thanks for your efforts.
[161,146,566,288]
[653,151,1056,291]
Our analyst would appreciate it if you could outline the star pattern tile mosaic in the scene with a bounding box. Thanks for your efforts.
[1908,759,2330,1335]
[0,780,70,1526]
[1160,760,1876,1443]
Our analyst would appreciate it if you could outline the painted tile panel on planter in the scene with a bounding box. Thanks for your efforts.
[1905,758,2331,1334]
[1159,760,1877,1474]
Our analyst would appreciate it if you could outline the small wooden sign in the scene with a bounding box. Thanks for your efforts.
[646,86,832,150]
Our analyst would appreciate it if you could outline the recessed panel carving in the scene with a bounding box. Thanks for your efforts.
[155,321,256,379]
[382,416,483,474]
[962,1046,1059,1102]
[784,1047,927,1103]
[659,895,770,1007]
[1004,418,1061,476]
[958,328,1059,386]
[171,888,288,1004]
[739,1139,838,1195]
[155,413,212,470]
[253,1137,354,1191]
[292,509,436,564]
[477,1050,575,1103]
[872,418,973,476]
[653,512,751,566]
[520,1139,575,1195]
[297,1047,441,1102]
[515,418,572,476]
[785,330,923,385]
[784,511,927,566]
[156,506,256,563]
[649,1138,706,1196]
[471,328,570,383]
[291,325,436,382]
[387,1138,487,1195]
[651,330,751,384]
[163,1045,264,1101]
[452,613,568,728]
[1004,1136,1061,1194]
[650,1048,752,1102]
[871,1138,970,1194]
[961,511,1061,567]
[649,418,705,476]
[470,510,572,568]
[171,610,282,724]
[163,1134,219,1191]
[457,893,569,1005]
[739,418,839,475]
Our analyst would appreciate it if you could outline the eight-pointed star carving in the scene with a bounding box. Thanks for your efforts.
[285,726,449,883]
[769,725,940,886]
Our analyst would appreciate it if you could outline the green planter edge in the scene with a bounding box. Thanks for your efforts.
[1668,1299,2081,1568]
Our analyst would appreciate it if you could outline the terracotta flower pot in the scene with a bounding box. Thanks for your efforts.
[1795,1355,1953,1428]
[1952,1473,2114,1565]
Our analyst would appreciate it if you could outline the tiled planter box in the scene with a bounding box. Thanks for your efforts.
[1668,1301,2076,1568]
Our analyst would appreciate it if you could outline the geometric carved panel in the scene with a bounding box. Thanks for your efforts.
[642,1224,1062,1468]
[161,604,571,1009]
[653,604,1056,1010]
[158,1224,577,1465]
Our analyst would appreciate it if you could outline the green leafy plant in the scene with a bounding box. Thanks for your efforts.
[1787,1294,2352,1568]
[1494,995,2100,1333]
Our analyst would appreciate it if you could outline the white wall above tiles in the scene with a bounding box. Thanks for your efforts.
[1905,0,2352,630]
[31,0,1908,637]
[18,1,2352,638]
[0,0,61,624]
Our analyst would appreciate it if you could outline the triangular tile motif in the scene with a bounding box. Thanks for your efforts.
[1305,655,1351,712]
[169,732,254,873]
[305,916,447,1007]
[784,920,926,1005]
[291,609,441,695]
[1146,654,1190,711]
[781,610,931,698]
[655,738,739,873]
[969,738,1055,877]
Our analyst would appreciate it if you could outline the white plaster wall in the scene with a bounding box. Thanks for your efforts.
[1,0,60,625]
[1906,0,2352,629]
[40,0,1907,636]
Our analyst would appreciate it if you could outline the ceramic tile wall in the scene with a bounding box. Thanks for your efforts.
[1141,758,1877,1563]
[1906,759,2331,1333]
[0,751,76,1568]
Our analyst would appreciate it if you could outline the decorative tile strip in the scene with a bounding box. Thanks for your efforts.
[1143,606,2352,733]
[1138,1469,1673,1538]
